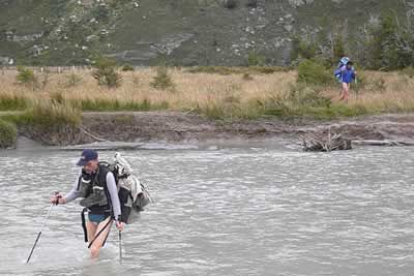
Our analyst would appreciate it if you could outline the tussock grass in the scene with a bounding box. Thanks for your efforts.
[72,98,169,111]
[0,119,17,148]
[19,99,82,127]
[0,94,28,110]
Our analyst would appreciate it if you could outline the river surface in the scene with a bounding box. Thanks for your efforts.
[0,141,413,276]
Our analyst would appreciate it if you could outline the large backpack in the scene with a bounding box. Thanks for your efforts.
[100,153,153,224]
[334,57,350,82]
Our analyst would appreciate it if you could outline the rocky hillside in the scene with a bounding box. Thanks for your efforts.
[0,0,412,66]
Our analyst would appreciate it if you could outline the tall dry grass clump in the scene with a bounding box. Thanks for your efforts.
[19,99,82,127]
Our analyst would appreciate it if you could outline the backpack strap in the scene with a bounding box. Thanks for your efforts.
[81,208,88,243]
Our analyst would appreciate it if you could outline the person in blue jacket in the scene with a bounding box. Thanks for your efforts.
[338,61,356,101]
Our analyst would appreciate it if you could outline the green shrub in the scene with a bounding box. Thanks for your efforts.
[121,64,135,71]
[297,59,332,85]
[247,52,265,66]
[92,57,122,88]
[150,67,175,90]
[16,66,38,89]
[0,119,17,149]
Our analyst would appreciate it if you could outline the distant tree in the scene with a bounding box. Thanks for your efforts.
[92,57,122,88]
[333,35,345,63]
[246,0,258,8]
[223,0,238,9]
[16,66,38,90]
[363,11,414,70]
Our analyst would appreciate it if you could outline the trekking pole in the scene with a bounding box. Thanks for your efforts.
[87,218,113,248]
[118,230,123,264]
[354,76,358,99]
[26,192,60,264]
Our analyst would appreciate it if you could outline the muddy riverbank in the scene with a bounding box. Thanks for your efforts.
[13,112,414,148]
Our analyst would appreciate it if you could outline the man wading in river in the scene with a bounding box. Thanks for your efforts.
[50,149,124,259]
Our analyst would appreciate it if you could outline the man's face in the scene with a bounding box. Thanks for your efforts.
[83,160,98,174]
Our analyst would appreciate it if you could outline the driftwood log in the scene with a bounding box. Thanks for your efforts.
[302,130,352,152]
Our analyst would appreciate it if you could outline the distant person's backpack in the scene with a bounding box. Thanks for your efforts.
[100,153,153,224]
[334,57,351,82]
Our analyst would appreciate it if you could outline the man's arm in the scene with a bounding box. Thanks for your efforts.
[106,172,121,220]
[63,177,81,204]
[51,175,81,204]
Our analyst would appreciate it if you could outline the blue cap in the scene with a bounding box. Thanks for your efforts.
[76,149,98,166]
